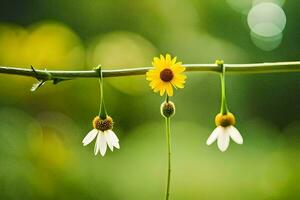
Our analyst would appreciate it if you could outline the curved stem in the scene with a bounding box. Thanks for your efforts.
[165,117,171,200]
[0,61,300,81]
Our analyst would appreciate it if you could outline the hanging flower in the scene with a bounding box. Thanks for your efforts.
[206,112,243,152]
[146,54,186,96]
[82,116,120,156]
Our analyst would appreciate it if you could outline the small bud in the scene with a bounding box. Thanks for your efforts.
[160,101,176,118]
[93,116,114,131]
[215,112,236,127]
[215,59,224,65]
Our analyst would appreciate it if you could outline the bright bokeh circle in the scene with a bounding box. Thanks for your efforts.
[247,2,286,37]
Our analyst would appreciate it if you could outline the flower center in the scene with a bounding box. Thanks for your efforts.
[215,112,236,127]
[93,116,113,131]
[160,68,174,82]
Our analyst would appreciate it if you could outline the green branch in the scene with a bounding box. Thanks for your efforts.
[0,61,300,81]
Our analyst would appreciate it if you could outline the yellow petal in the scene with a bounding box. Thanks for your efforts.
[146,69,160,80]
[165,54,171,62]
[166,83,174,96]
[153,81,163,92]
[174,73,187,81]
[152,57,162,68]
[171,63,185,73]
[171,56,177,65]
[149,80,161,88]
[160,54,165,62]
[159,86,166,96]
[172,80,184,88]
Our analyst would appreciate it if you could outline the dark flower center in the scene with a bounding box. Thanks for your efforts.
[160,68,174,82]
[93,116,113,131]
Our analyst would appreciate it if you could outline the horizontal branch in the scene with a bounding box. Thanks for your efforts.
[0,61,300,81]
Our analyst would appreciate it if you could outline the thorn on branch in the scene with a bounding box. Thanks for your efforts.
[30,80,46,92]
[30,65,52,92]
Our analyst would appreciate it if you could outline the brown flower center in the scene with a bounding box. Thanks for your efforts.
[93,116,113,131]
[215,112,236,127]
[160,68,174,82]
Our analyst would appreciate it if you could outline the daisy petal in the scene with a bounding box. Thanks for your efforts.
[82,129,98,146]
[206,126,222,145]
[228,126,243,144]
[217,128,230,152]
[99,132,107,156]
[108,130,120,149]
[94,133,101,155]
[104,131,114,151]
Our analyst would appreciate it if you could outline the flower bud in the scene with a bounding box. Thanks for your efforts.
[160,101,176,118]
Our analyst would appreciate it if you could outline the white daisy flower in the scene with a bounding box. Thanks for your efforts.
[206,112,243,152]
[82,116,120,156]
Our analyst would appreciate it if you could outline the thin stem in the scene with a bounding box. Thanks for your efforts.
[165,117,171,200]
[97,68,107,119]
[220,64,229,115]
[166,94,169,103]
[0,61,300,80]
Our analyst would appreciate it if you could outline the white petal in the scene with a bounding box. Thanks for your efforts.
[206,126,222,145]
[108,130,120,149]
[104,131,114,151]
[99,132,107,156]
[217,128,230,152]
[82,129,98,146]
[228,126,243,144]
[94,133,101,155]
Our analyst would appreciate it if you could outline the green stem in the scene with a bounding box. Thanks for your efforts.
[166,94,169,103]
[165,117,171,200]
[1,61,300,80]
[97,68,107,119]
[220,64,229,115]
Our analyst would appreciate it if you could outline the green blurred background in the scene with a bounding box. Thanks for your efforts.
[0,0,300,199]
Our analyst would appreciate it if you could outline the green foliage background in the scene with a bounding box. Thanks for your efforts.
[0,0,300,199]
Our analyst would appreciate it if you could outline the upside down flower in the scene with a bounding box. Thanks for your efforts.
[206,112,243,152]
[82,116,120,156]
[146,54,186,96]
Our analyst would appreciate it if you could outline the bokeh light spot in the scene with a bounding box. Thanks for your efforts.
[226,0,252,14]
[250,31,283,51]
[247,2,286,37]
[253,0,285,7]
[88,31,157,96]
[0,22,85,69]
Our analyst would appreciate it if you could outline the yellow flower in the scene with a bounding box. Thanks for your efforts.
[146,54,186,96]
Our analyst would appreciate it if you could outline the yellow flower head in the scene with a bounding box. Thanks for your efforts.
[146,54,186,96]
